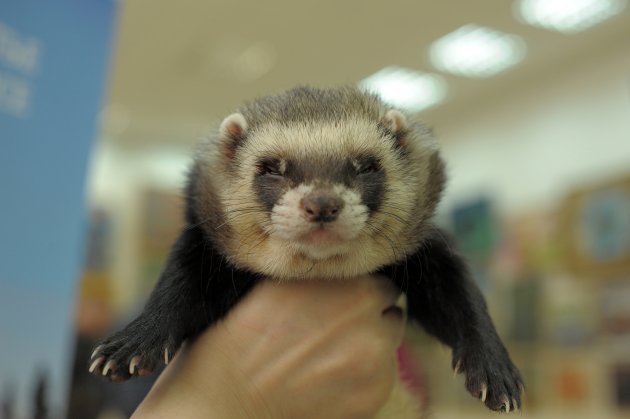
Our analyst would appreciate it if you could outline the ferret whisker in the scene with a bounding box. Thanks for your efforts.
[379,205,412,220]
[183,217,213,231]
[366,219,399,242]
[224,209,267,217]
[238,234,269,259]
[432,227,455,255]
[365,221,401,261]
[223,204,263,211]
[214,211,267,229]
[375,210,407,226]
[231,223,267,244]
[378,200,408,210]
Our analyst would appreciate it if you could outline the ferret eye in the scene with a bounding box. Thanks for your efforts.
[265,166,282,176]
[257,159,284,177]
[356,159,381,175]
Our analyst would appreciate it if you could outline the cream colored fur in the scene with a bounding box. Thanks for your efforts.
[199,116,439,280]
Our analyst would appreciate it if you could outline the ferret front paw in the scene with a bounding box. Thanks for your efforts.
[89,317,178,382]
[453,343,524,412]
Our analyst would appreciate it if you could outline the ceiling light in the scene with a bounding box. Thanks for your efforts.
[515,0,627,33]
[429,25,526,78]
[358,67,447,113]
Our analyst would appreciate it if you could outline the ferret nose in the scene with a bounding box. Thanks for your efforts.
[301,194,344,222]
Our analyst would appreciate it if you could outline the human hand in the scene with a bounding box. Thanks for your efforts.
[132,275,405,419]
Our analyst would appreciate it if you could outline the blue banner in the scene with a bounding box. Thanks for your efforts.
[0,1,118,416]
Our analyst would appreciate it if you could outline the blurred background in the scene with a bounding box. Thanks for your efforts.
[2,0,630,418]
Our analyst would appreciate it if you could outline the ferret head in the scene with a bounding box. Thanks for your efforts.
[192,86,445,279]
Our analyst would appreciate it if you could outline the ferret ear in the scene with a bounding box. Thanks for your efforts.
[382,109,408,133]
[381,109,409,146]
[219,113,248,159]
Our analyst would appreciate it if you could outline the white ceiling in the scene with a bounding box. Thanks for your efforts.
[102,0,630,148]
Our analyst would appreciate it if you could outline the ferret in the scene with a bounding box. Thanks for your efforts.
[89,86,523,416]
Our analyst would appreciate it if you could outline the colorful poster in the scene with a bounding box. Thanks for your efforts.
[563,176,630,277]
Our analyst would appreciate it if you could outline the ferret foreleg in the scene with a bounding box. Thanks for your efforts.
[381,227,524,412]
[89,225,256,381]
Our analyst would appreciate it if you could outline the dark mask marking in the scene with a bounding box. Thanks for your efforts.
[253,174,287,212]
[356,171,385,214]
[253,154,384,215]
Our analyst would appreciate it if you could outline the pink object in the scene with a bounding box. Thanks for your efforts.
[397,341,430,410]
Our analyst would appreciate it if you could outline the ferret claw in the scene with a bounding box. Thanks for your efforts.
[453,360,462,376]
[502,398,511,413]
[102,359,115,376]
[512,398,518,412]
[90,345,104,360]
[129,356,141,375]
[164,348,170,365]
[480,384,488,403]
[89,356,104,373]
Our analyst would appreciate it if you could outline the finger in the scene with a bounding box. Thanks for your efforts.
[382,293,407,319]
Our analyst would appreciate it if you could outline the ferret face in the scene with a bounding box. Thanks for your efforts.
[246,121,392,262]
[194,88,445,279]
